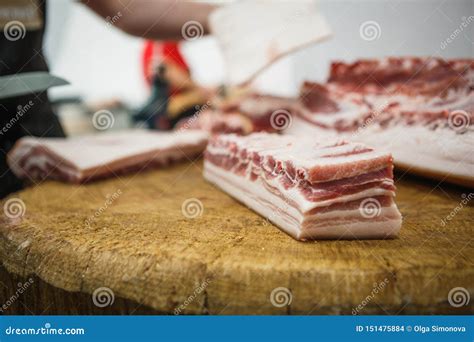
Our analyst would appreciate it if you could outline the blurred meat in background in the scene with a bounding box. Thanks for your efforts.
[43,0,471,136]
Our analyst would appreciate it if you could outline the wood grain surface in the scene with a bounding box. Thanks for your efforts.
[1,160,473,315]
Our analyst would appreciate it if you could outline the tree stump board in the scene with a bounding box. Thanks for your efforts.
[1,161,473,314]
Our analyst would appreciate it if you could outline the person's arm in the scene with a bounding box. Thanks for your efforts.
[81,0,216,40]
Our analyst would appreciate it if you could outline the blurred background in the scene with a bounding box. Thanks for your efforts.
[43,0,473,135]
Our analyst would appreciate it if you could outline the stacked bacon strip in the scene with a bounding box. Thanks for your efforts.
[8,130,208,183]
[204,133,402,240]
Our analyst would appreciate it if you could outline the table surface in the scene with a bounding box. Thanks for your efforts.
[1,160,473,314]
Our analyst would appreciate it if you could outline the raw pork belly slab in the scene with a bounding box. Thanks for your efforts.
[291,57,474,187]
[204,133,402,240]
[176,91,298,135]
[8,130,208,183]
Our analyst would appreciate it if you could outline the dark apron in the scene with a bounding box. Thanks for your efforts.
[0,0,64,197]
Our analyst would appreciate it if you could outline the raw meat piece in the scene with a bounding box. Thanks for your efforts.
[176,109,254,135]
[289,57,474,188]
[176,91,298,134]
[7,130,208,183]
[209,0,332,85]
[221,92,298,132]
[204,133,402,240]
[328,57,473,95]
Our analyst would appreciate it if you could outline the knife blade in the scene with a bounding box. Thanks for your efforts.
[0,72,69,99]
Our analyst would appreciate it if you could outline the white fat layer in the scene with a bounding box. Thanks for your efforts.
[20,145,200,182]
[209,1,332,85]
[299,220,401,240]
[304,204,400,223]
[286,117,474,180]
[361,124,474,178]
[204,163,401,240]
[205,166,301,238]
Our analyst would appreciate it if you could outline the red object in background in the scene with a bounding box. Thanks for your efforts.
[142,41,189,87]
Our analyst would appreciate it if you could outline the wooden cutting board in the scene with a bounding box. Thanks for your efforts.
[1,160,473,314]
